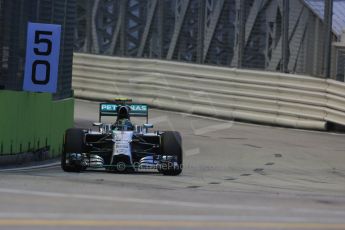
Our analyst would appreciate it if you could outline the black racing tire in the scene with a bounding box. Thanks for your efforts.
[160,131,183,176]
[61,128,86,172]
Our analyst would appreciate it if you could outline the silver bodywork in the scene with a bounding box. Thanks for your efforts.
[88,123,159,169]
[87,154,104,168]
[111,131,134,164]
[139,156,158,169]
[63,102,181,175]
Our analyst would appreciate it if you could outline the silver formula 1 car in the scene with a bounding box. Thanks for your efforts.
[61,99,182,175]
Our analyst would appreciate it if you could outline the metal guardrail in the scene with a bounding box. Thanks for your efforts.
[72,53,345,130]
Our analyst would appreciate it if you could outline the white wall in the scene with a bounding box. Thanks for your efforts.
[73,53,345,130]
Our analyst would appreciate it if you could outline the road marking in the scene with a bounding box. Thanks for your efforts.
[0,162,60,172]
[0,188,275,211]
[184,148,200,156]
[0,219,345,229]
[193,122,234,135]
[0,213,344,223]
[1,188,345,218]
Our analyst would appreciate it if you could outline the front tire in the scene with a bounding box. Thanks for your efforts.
[159,131,183,176]
[61,128,86,172]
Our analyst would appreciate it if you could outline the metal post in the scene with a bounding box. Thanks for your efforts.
[157,0,164,58]
[323,0,333,78]
[120,0,127,56]
[85,0,92,53]
[237,0,245,68]
[282,0,289,73]
[196,0,205,64]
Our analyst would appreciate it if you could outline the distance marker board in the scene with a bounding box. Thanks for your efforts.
[23,22,61,93]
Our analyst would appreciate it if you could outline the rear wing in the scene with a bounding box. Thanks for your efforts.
[99,103,148,122]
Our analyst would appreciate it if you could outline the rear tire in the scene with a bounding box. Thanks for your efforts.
[61,128,86,172]
[160,131,183,176]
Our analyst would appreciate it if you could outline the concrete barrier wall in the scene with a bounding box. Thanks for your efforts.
[72,53,345,130]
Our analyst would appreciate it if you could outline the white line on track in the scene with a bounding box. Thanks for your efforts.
[0,188,275,211]
[0,162,60,172]
[0,212,343,224]
[0,188,345,219]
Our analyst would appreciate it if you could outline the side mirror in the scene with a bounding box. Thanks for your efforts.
[93,122,103,127]
[143,123,154,129]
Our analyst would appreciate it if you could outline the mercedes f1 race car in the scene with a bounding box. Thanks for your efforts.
[61,99,183,175]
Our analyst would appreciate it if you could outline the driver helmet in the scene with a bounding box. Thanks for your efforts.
[117,106,130,120]
[115,106,133,130]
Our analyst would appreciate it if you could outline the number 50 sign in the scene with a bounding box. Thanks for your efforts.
[23,23,61,93]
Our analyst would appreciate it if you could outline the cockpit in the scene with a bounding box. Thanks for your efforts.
[113,106,134,131]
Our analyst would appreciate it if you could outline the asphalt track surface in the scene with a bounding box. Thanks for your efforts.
[1,99,345,230]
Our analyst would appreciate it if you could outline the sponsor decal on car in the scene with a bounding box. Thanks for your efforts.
[101,104,147,112]
[130,105,147,111]
[101,104,117,111]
